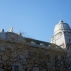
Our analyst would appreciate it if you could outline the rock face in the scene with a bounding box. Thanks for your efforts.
[0,32,69,71]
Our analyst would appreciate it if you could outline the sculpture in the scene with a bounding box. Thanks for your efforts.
[10,27,13,32]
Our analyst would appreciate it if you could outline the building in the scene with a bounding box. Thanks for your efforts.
[0,20,71,71]
[51,20,71,49]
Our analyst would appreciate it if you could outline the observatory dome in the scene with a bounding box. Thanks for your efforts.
[54,20,71,35]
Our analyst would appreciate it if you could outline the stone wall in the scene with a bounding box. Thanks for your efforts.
[0,39,66,71]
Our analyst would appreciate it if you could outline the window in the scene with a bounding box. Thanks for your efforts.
[14,65,19,71]
[69,39,71,43]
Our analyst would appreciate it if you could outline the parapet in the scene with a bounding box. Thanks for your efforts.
[0,28,66,52]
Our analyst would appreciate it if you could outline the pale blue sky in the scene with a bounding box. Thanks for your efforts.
[0,0,71,42]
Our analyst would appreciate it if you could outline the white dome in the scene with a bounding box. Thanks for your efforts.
[54,20,71,35]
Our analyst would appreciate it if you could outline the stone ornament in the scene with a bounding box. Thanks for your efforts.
[10,27,13,32]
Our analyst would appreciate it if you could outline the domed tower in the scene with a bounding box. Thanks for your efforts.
[51,20,71,48]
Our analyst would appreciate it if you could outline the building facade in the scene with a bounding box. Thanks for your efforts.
[0,20,71,71]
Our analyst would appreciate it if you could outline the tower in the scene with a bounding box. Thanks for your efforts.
[51,20,71,48]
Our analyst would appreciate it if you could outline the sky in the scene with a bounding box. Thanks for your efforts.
[0,0,71,42]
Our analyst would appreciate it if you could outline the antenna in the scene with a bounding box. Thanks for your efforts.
[59,13,61,20]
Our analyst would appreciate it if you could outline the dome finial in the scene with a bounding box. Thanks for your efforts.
[59,20,63,23]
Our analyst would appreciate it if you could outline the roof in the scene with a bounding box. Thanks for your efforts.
[54,20,71,35]
[24,37,54,46]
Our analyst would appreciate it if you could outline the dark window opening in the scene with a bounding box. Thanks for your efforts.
[14,65,19,71]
